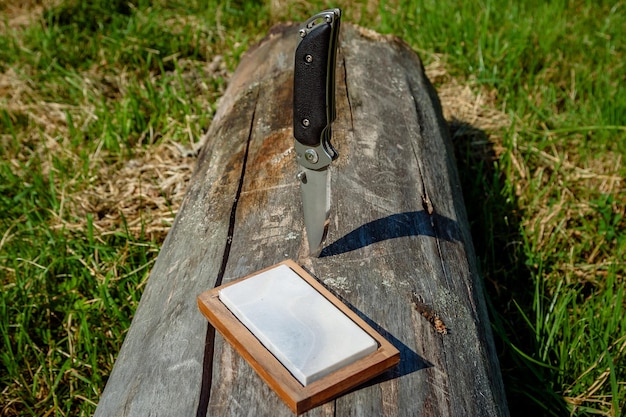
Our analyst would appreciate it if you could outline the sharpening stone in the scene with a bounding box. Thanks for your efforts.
[218,264,378,386]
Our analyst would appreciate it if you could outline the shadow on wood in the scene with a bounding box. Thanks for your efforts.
[320,210,461,257]
[95,23,510,417]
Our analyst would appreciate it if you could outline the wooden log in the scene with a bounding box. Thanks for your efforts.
[95,23,509,417]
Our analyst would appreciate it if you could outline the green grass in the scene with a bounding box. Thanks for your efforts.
[1,0,624,416]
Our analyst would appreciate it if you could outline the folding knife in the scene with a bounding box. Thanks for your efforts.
[293,8,341,255]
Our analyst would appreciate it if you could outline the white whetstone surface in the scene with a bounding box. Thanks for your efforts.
[218,264,378,386]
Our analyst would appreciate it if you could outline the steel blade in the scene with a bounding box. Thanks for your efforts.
[299,166,330,254]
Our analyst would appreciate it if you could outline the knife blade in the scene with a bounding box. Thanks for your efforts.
[293,8,341,255]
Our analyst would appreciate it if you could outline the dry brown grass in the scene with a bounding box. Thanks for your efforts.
[1,80,197,245]
[58,140,197,242]
[0,0,52,32]
[1,4,227,244]
[563,335,626,416]
[427,56,510,138]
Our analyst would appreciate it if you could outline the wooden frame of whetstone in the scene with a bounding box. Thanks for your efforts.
[197,259,400,415]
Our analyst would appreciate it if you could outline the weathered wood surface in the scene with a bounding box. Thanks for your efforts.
[95,23,509,417]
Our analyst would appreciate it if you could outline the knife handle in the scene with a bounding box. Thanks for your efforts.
[293,22,332,147]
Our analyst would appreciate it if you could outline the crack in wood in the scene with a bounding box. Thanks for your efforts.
[405,81,454,292]
[341,52,355,135]
[196,89,259,417]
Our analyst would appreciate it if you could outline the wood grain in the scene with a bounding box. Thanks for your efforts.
[95,23,509,417]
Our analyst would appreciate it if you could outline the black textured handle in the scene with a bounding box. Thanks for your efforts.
[293,23,331,147]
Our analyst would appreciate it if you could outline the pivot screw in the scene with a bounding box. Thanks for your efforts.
[302,118,310,127]
[304,149,319,164]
